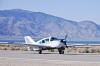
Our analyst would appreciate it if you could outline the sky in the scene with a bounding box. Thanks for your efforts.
[0,0,100,24]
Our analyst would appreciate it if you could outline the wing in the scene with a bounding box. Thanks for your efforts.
[67,44,87,47]
[24,43,51,48]
[67,43,100,47]
[0,42,51,48]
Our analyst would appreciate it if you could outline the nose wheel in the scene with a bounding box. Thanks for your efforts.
[58,47,65,54]
[58,50,64,54]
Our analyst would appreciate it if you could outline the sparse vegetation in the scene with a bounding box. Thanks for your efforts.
[65,47,100,53]
[0,44,27,51]
[0,44,100,53]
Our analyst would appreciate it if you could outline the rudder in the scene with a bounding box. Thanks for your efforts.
[24,36,36,44]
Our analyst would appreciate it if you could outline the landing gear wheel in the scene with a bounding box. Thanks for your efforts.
[58,48,65,54]
[59,50,64,54]
[62,50,64,54]
[39,50,42,54]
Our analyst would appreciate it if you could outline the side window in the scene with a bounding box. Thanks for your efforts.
[45,39,49,42]
[50,38,53,41]
[42,40,45,43]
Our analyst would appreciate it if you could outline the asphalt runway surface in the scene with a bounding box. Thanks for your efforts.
[0,50,100,66]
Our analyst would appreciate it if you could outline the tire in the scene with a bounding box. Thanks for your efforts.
[58,50,61,54]
[39,50,42,54]
[61,50,64,54]
[58,48,64,54]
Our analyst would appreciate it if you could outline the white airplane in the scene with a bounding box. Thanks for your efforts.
[0,35,88,54]
[24,36,68,54]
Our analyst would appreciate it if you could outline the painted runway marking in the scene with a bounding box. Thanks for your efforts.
[0,57,100,64]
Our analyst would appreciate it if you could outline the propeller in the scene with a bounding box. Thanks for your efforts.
[64,34,68,41]
[60,34,68,48]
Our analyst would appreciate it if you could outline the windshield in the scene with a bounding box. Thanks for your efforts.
[45,39,49,42]
[50,37,57,41]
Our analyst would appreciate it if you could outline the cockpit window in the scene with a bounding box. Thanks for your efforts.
[50,37,57,41]
[45,39,49,42]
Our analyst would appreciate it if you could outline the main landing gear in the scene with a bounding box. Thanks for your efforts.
[39,50,42,54]
[38,47,65,54]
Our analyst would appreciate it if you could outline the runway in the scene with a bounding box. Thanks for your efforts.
[0,50,100,66]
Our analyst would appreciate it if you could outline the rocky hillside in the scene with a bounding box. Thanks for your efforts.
[0,9,100,41]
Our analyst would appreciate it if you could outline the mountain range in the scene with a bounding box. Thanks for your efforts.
[0,9,100,41]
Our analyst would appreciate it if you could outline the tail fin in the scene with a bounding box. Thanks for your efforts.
[24,36,36,44]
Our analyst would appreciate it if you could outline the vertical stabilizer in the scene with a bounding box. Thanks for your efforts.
[24,36,36,44]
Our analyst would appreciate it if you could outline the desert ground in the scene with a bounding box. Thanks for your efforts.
[0,44,100,66]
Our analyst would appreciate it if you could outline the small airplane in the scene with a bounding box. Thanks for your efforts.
[24,36,68,54]
[0,35,88,54]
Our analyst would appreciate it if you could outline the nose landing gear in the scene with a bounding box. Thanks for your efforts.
[58,47,65,54]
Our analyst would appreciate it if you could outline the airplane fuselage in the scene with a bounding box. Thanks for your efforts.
[25,36,67,54]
